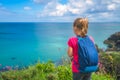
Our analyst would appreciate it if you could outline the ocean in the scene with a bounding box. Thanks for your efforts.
[0,22,120,68]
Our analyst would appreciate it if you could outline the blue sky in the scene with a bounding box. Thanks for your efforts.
[0,0,120,22]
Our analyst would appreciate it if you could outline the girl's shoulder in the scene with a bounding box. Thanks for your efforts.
[67,36,78,47]
[68,36,94,43]
[68,36,78,41]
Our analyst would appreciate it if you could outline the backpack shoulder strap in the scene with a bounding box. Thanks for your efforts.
[89,36,95,43]
[77,35,89,40]
[77,36,83,41]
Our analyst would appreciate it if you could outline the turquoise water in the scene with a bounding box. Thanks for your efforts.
[0,22,120,68]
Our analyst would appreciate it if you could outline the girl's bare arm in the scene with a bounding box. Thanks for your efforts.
[67,46,73,58]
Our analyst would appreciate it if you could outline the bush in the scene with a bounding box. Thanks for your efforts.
[99,52,120,80]
[57,65,72,80]
[36,61,55,73]
[0,59,115,80]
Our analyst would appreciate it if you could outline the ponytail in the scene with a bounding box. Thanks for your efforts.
[73,18,88,37]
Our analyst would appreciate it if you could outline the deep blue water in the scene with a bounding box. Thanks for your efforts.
[0,22,120,68]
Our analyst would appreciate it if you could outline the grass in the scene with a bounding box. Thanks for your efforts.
[0,60,115,80]
[92,73,115,80]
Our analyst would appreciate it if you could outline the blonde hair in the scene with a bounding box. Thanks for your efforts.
[73,18,88,37]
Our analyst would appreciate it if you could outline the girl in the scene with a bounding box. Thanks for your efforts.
[67,18,95,80]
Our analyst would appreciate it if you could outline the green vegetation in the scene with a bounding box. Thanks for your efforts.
[0,57,116,80]
[104,32,120,51]
[101,32,120,80]
[99,51,120,80]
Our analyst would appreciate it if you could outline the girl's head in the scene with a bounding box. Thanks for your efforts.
[73,18,88,37]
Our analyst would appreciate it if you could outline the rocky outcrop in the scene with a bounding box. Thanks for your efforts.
[104,32,120,51]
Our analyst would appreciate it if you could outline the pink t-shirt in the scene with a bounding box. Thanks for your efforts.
[67,36,94,72]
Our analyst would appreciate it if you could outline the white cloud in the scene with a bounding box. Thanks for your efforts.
[1,0,120,22]
[69,0,84,8]
[33,0,51,4]
[33,0,41,3]
[67,0,86,14]
[112,0,120,4]
[107,3,116,10]
[68,8,80,14]
[100,12,113,17]
[37,0,95,17]
[49,4,68,16]
[24,6,32,10]
[0,5,13,15]
[86,0,94,5]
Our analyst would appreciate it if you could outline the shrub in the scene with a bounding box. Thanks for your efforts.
[57,65,72,80]
[0,59,115,80]
[100,52,120,80]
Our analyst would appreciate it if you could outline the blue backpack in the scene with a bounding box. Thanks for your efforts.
[77,35,98,73]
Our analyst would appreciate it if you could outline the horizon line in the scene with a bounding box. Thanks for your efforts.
[0,21,120,23]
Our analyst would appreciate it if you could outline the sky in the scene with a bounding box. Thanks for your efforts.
[0,0,120,22]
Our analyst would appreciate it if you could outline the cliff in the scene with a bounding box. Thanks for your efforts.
[104,32,120,51]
